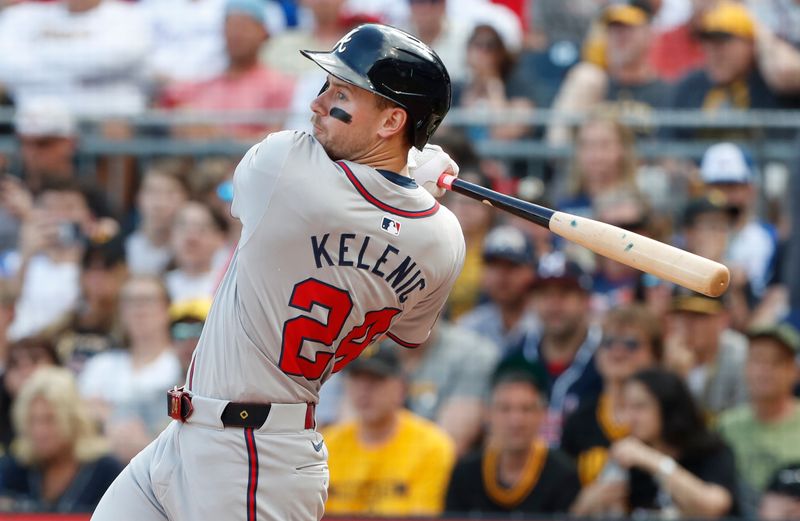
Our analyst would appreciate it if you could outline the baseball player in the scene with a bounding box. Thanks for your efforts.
[92,24,465,521]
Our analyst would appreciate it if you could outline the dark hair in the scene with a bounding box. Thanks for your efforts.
[469,25,516,79]
[628,368,722,458]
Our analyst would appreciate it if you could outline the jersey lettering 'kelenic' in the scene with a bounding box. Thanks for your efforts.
[310,233,426,303]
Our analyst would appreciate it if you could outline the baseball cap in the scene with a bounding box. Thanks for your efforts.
[669,291,724,315]
[14,97,76,138]
[225,0,268,25]
[346,343,402,378]
[170,298,212,340]
[682,193,739,227]
[747,322,800,357]
[468,3,523,53]
[533,252,592,292]
[700,143,756,185]
[699,2,755,41]
[491,352,548,395]
[482,226,535,265]
[602,0,654,26]
[766,463,800,499]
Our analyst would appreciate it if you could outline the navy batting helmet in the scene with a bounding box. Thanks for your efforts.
[301,24,451,150]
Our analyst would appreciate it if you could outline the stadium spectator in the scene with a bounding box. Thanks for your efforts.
[590,189,654,313]
[445,364,581,514]
[576,368,740,518]
[52,234,127,375]
[442,167,494,319]
[323,343,456,516]
[0,278,15,371]
[403,0,470,82]
[663,291,748,416]
[0,338,59,452]
[261,0,350,76]
[453,17,534,142]
[718,324,800,502]
[760,462,800,521]
[169,298,211,375]
[8,180,95,340]
[165,201,227,302]
[142,0,228,85]
[0,367,122,512]
[671,1,800,139]
[648,0,713,81]
[0,0,152,117]
[747,0,800,95]
[12,97,77,194]
[700,142,778,299]
[391,321,498,456]
[159,0,296,140]
[557,112,639,220]
[563,304,663,488]
[547,0,672,145]
[78,275,181,463]
[458,225,539,355]
[125,160,190,277]
[518,252,602,445]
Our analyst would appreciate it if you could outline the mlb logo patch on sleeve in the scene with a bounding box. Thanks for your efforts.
[381,217,401,236]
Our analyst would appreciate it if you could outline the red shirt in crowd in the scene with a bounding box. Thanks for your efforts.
[649,22,706,82]
[160,65,295,139]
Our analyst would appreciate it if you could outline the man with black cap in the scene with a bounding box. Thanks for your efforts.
[323,343,455,516]
[718,322,800,507]
[458,225,539,356]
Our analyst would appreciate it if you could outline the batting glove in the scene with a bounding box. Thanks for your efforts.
[407,144,459,198]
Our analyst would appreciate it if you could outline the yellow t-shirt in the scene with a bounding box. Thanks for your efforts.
[323,410,456,516]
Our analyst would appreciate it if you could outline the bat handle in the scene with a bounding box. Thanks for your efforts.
[437,173,457,190]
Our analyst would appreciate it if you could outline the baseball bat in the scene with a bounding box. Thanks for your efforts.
[437,174,730,298]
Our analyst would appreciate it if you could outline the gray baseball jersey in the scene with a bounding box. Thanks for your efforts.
[186,130,465,403]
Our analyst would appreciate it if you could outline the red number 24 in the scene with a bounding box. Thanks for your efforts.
[279,278,400,380]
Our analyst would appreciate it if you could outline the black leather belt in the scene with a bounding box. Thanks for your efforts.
[221,402,272,428]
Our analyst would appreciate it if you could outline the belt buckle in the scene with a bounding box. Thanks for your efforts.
[167,386,193,422]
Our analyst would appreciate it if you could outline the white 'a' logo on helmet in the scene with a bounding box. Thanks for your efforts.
[336,34,353,54]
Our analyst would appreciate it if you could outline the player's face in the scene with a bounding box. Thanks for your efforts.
[488,381,545,453]
[310,76,387,161]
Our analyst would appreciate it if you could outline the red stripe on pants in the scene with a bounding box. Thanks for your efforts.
[245,428,258,521]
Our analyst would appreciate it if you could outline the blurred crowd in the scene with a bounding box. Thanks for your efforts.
[0,0,798,518]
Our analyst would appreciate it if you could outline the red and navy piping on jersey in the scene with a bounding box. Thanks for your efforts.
[386,332,421,348]
[245,428,259,521]
[336,161,439,219]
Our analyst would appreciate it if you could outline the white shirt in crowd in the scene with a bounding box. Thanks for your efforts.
[139,0,228,83]
[164,268,217,302]
[125,231,173,277]
[8,254,80,341]
[0,0,152,117]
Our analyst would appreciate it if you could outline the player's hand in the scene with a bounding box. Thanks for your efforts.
[407,144,458,198]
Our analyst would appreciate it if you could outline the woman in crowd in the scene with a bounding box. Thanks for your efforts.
[0,367,122,512]
[78,275,181,462]
[564,304,662,489]
[571,367,740,518]
[558,112,638,219]
[453,21,534,142]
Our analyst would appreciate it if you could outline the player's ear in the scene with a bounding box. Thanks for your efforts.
[377,107,408,141]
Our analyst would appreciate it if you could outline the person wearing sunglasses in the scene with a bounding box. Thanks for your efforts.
[566,304,662,515]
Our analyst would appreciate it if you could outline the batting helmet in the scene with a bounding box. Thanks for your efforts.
[301,24,451,150]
